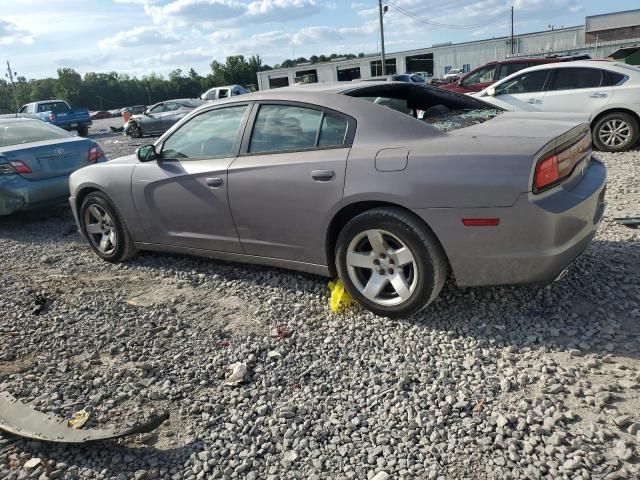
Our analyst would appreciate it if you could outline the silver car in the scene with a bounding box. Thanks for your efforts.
[69,82,606,317]
[125,99,204,138]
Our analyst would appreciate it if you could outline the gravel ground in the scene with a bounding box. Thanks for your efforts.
[0,118,639,480]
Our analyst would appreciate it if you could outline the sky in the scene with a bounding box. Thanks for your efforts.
[0,0,637,80]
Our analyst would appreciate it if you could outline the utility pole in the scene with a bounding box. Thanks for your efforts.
[97,96,103,110]
[378,0,387,75]
[5,60,19,112]
[510,6,514,55]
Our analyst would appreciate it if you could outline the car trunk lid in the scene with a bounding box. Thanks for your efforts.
[0,137,94,180]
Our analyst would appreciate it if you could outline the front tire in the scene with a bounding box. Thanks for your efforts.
[592,112,639,152]
[80,192,137,263]
[77,125,89,137]
[335,207,447,318]
[126,122,143,138]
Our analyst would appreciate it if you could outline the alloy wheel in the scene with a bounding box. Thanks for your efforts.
[345,229,418,307]
[84,204,117,255]
[599,119,631,148]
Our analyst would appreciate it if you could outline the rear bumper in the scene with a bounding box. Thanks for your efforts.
[417,158,607,287]
[0,175,71,216]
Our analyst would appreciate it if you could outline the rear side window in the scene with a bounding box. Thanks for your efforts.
[218,89,230,99]
[549,68,602,90]
[249,105,349,153]
[461,65,495,86]
[318,114,348,146]
[495,69,549,95]
[0,121,72,147]
[601,70,626,86]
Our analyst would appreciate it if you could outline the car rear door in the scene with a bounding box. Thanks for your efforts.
[228,102,354,265]
[131,104,250,252]
[539,67,613,113]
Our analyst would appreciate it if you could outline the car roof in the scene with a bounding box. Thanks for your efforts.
[510,59,631,73]
[0,116,43,123]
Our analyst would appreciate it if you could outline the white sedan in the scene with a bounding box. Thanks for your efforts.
[475,60,640,152]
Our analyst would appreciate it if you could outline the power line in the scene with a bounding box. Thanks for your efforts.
[382,0,509,30]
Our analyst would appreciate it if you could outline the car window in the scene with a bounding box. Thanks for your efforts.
[601,70,627,86]
[0,121,73,147]
[250,105,323,153]
[461,65,495,86]
[148,103,164,113]
[317,113,348,147]
[549,68,603,91]
[410,75,424,82]
[218,89,230,99]
[37,102,69,113]
[495,69,549,95]
[164,102,180,112]
[161,105,247,159]
[497,62,529,80]
[359,96,411,115]
[19,106,28,113]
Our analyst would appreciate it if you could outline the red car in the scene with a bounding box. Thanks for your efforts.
[440,55,590,94]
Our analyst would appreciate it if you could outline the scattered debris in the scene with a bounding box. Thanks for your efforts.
[270,325,291,340]
[328,279,354,313]
[613,216,640,229]
[30,293,48,316]
[0,392,168,443]
[223,362,247,386]
[109,126,125,133]
[426,108,502,132]
[67,409,90,429]
[267,350,282,359]
[23,458,42,470]
[473,399,485,413]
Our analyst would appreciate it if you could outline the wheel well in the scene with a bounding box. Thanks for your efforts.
[591,108,640,129]
[325,201,449,276]
[75,187,101,216]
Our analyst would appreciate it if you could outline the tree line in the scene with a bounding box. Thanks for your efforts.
[1,51,365,112]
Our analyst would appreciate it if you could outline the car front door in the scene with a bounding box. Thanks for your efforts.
[539,67,613,113]
[228,103,353,265]
[131,104,250,252]
[487,69,550,111]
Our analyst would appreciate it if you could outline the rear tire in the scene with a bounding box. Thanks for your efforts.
[335,207,447,318]
[80,192,137,263]
[77,125,89,137]
[592,112,639,152]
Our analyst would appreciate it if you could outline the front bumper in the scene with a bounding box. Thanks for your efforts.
[417,158,607,287]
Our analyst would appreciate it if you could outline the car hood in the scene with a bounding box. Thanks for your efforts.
[106,154,137,165]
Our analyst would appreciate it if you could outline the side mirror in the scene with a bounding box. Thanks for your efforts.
[487,87,496,97]
[136,145,158,162]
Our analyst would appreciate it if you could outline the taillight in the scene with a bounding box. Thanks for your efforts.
[0,160,32,175]
[87,146,104,163]
[48,113,56,122]
[534,154,559,191]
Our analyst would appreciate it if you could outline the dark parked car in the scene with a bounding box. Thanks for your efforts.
[124,99,205,137]
[440,55,591,94]
[69,82,605,318]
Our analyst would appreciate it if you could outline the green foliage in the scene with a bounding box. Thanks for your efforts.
[0,51,365,112]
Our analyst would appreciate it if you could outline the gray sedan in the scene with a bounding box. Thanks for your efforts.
[69,82,605,317]
[125,99,204,138]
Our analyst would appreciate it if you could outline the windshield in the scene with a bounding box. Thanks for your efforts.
[0,120,72,147]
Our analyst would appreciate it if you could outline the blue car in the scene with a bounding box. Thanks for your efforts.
[0,118,105,216]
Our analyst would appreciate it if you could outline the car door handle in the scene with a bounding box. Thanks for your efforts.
[590,92,608,98]
[206,177,223,188]
[311,170,335,181]
[525,98,541,104]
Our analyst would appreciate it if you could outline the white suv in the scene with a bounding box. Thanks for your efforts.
[201,84,249,101]
[476,60,640,152]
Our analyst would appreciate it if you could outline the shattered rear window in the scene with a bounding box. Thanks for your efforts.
[423,109,502,132]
